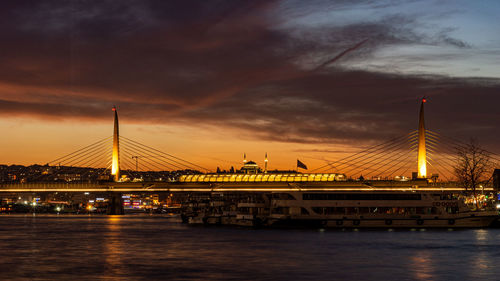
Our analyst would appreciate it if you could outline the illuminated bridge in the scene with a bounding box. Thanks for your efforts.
[1,101,499,214]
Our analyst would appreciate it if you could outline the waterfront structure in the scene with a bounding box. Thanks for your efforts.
[179,172,346,183]
[0,100,498,224]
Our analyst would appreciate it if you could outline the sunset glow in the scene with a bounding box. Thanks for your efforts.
[0,1,499,175]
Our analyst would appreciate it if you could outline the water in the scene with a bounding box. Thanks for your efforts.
[1,215,499,281]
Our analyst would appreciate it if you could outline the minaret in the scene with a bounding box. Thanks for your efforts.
[417,98,427,178]
[264,152,268,173]
[243,153,247,164]
[111,106,120,181]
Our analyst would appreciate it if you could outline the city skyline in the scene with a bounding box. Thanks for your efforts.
[2,1,500,171]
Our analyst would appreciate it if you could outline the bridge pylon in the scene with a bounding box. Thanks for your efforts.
[111,106,120,182]
[417,97,427,178]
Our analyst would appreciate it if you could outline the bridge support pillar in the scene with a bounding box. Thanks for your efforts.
[493,169,500,191]
[107,192,124,215]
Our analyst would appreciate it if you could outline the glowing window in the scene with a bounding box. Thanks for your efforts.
[255,175,262,182]
[243,175,249,182]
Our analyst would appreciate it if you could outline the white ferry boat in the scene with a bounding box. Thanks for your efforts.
[266,190,498,228]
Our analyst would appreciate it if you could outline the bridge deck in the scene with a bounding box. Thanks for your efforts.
[0,181,494,193]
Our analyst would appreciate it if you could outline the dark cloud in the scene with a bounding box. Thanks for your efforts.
[174,71,500,148]
[1,1,498,151]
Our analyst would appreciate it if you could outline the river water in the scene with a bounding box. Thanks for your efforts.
[0,214,499,280]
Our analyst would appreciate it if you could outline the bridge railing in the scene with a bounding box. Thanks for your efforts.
[0,182,109,190]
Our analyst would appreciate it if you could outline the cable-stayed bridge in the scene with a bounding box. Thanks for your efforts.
[310,129,500,182]
[1,101,499,195]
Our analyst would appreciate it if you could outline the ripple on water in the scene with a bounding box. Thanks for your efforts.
[0,215,499,281]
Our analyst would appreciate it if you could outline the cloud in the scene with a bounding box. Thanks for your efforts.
[1,0,499,151]
[173,70,500,147]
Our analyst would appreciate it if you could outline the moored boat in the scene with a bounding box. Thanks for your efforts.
[267,191,498,228]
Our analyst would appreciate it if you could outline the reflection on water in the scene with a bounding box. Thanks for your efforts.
[472,229,492,276]
[103,216,126,279]
[411,251,434,280]
[475,229,488,242]
[0,215,499,281]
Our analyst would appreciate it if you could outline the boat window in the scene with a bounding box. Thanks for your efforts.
[311,207,345,215]
[272,193,296,200]
[359,207,370,214]
[447,207,459,214]
[272,207,289,214]
[302,193,422,200]
[440,194,454,200]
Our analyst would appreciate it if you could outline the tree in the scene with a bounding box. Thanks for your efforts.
[454,139,492,207]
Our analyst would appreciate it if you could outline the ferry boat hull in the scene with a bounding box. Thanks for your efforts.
[268,213,498,228]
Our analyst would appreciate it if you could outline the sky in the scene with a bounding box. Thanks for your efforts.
[1,0,500,173]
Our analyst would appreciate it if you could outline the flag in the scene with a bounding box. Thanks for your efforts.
[297,159,308,170]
